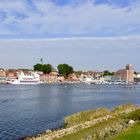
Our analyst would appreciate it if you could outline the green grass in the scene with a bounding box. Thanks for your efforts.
[111,122,140,140]
[112,103,136,114]
[56,118,125,140]
[64,103,136,128]
[64,108,110,127]
[24,104,139,140]
[126,109,140,121]
[56,104,139,140]
[111,109,140,140]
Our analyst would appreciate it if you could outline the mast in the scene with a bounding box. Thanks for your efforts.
[40,58,43,65]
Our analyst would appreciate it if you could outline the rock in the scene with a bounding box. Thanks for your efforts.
[45,129,52,134]
[86,135,93,140]
[128,120,135,125]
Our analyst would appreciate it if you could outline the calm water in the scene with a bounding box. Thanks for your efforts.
[0,84,140,140]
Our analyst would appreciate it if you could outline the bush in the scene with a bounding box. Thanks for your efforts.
[112,103,136,114]
[126,109,140,121]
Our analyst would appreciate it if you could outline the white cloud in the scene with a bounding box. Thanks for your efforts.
[0,0,140,37]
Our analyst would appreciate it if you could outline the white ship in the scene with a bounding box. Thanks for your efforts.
[7,71,42,84]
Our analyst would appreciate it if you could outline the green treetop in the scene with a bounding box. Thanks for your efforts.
[43,64,52,74]
[34,63,43,71]
[34,63,53,74]
[57,64,73,78]
[103,70,114,77]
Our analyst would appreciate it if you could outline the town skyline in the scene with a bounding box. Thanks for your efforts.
[0,60,139,73]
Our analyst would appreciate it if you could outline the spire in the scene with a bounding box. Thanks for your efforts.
[40,58,43,65]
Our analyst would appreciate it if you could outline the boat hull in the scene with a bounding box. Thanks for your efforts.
[7,80,43,85]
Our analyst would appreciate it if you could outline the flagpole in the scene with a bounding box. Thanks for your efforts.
[40,58,43,65]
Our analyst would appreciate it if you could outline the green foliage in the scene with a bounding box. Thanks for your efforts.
[103,70,114,77]
[57,118,124,140]
[126,109,140,121]
[43,64,52,74]
[26,104,140,140]
[34,63,43,71]
[57,64,73,78]
[34,63,52,74]
[112,103,136,114]
[64,103,136,128]
[111,122,140,140]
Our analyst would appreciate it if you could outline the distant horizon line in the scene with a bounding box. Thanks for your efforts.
[0,35,140,41]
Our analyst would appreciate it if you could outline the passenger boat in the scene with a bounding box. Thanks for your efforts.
[7,71,42,84]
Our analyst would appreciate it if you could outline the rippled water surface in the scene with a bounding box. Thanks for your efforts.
[0,84,140,140]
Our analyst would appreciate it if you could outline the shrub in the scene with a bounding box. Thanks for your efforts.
[126,109,140,121]
[112,103,136,114]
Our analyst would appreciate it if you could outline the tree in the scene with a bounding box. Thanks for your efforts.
[103,70,114,77]
[57,64,73,78]
[74,71,83,76]
[34,63,43,71]
[43,64,52,74]
[34,63,53,74]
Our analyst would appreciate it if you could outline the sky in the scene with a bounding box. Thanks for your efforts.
[0,0,140,71]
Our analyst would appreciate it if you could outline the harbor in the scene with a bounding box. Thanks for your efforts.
[0,64,140,85]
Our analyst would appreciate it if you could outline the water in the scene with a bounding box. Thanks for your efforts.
[0,84,140,140]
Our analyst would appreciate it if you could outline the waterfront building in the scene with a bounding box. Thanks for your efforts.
[104,76,120,82]
[58,76,65,82]
[39,74,47,81]
[39,71,59,83]
[68,73,79,81]
[47,72,58,83]
[6,71,17,80]
[0,69,6,83]
[115,64,134,83]
[79,72,105,84]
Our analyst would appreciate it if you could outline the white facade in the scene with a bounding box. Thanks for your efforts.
[7,71,42,84]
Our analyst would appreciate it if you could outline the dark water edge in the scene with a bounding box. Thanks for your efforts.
[20,124,65,140]
[0,84,140,140]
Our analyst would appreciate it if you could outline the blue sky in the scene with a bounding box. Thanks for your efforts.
[0,0,140,71]
[51,0,136,7]
[0,0,140,38]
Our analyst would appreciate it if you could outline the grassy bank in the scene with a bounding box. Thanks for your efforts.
[64,103,136,128]
[111,122,140,140]
[24,103,139,140]
[57,118,125,140]
[57,107,140,140]
[111,109,140,140]
[64,108,110,127]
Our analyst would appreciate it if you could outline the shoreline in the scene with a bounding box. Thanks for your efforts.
[0,81,139,85]
[23,103,139,140]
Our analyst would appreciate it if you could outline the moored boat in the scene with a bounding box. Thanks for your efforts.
[6,71,42,84]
